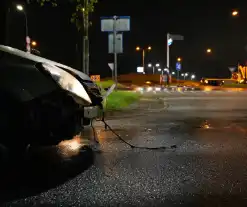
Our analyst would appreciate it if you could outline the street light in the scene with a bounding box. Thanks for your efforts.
[232,10,239,16]
[206,48,212,53]
[191,74,195,80]
[31,41,37,47]
[172,71,175,75]
[16,4,30,53]
[148,63,161,74]
[16,5,23,11]
[136,46,152,73]
[177,57,182,62]
[148,63,154,74]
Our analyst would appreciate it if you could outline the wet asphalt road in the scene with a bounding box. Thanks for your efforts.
[4,90,247,206]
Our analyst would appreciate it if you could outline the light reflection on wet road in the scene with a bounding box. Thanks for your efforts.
[5,91,247,206]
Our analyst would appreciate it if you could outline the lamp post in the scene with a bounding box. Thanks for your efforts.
[148,63,160,74]
[232,10,239,17]
[184,72,188,80]
[16,4,30,53]
[206,48,212,54]
[136,46,151,73]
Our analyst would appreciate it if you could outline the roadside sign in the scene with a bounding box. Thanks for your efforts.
[163,74,167,82]
[168,38,173,46]
[108,33,123,54]
[101,16,130,32]
[176,62,181,71]
[170,34,184,41]
[137,66,144,73]
[90,75,100,82]
[108,63,114,71]
[160,75,167,83]
[228,67,236,73]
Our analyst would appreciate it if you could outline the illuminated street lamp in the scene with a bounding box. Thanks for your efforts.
[172,71,175,75]
[31,41,37,47]
[191,74,195,80]
[232,10,239,16]
[16,5,24,11]
[177,57,182,62]
[148,63,160,74]
[16,4,30,53]
[136,46,152,73]
[206,48,212,53]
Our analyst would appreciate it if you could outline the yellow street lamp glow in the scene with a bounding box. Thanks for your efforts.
[31,41,37,46]
[206,48,212,53]
[177,57,181,62]
[147,46,151,50]
[232,10,238,16]
[136,46,140,51]
[16,5,24,11]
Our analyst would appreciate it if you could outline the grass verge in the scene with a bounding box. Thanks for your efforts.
[104,91,140,111]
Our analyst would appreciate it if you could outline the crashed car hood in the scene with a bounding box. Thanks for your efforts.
[0,45,93,104]
[0,45,91,80]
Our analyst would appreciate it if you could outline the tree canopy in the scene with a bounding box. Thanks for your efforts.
[33,0,98,30]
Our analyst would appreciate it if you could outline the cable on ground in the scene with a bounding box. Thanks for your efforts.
[91,111,177,151]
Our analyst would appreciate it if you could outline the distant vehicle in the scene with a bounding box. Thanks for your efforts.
[0,45,103,163]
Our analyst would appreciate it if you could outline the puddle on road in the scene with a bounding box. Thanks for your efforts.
[178,117,247,137]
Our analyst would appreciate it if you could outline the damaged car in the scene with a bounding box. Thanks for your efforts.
[0,45,104,162]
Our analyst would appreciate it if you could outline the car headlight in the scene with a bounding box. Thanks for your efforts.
[42,63,92,104]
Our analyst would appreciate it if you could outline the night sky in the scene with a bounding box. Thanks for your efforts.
[6,0,247,79]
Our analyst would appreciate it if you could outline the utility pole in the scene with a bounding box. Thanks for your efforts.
[142,49,145,73]
[167,33,170,69]
[83,0,89,75]
[113,15,118,89]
